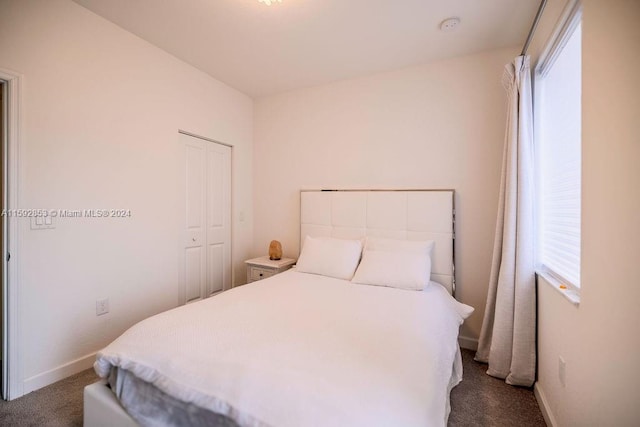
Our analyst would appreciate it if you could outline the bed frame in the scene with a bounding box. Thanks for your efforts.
[300,189,456,294]
[84,380,139,427]
[84,189,456,426]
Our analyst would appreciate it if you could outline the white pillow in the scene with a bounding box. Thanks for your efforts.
[351,237,434,290]
[296,236,363,280]
[351,250,432,291]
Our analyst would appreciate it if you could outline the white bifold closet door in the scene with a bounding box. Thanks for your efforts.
[180,133,231,304]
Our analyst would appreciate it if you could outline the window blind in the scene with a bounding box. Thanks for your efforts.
[536,21,582,287]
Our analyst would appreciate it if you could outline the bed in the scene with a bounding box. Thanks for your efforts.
[84,189,473,427]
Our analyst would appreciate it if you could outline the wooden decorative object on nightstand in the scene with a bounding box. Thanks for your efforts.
[245,256,296,283]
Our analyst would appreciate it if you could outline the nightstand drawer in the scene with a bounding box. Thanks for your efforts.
[245,256,296,284]
[250,267,274,281]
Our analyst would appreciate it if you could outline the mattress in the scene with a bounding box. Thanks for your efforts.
[95,270,473,427]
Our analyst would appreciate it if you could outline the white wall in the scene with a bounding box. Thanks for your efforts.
[531,0,640,424]
[253,47,517,342]
[0,0,253,394]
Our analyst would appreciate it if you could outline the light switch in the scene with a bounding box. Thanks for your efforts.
[31,216,55,230]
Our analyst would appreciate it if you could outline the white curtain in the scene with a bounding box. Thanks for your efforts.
[475,56,536,387]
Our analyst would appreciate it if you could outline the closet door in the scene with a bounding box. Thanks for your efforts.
[180,133,231,304]
[205,142,231,296]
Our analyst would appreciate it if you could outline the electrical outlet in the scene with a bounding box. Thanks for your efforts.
[96,298,109,316]
[559,356,567,387]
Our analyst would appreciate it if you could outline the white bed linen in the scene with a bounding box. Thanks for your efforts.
[95,270,473,427]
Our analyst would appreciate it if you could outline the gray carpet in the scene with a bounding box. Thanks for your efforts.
[450,349,546,426]
[0,368,98,426]
[0,349,545,426]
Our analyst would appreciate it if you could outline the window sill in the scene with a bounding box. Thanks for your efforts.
[536,270,581,306]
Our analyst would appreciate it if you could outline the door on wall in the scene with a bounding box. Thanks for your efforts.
[1,71,19,401]
[1,81,5,399]
[179,132,231,304]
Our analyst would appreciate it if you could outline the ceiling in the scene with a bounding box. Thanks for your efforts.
[72,0,540,98]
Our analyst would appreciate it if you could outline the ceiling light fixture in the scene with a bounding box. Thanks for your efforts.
[259,0,281,5]
[440,17,461,32]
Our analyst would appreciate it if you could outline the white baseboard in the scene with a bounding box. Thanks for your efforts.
[534,382,557,427]
[22,351,96,395]
[458,335,478,351]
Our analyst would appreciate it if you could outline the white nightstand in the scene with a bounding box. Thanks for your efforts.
[245,256,296,283]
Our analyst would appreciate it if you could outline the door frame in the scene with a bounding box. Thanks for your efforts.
[1,68,22,400]
[178,130,233,304]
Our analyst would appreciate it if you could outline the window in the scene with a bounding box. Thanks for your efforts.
[534,3,582,290]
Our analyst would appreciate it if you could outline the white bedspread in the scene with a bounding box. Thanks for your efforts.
[95,270,473,427]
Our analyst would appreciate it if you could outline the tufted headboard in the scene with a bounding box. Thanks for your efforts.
[300,189,456,295]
